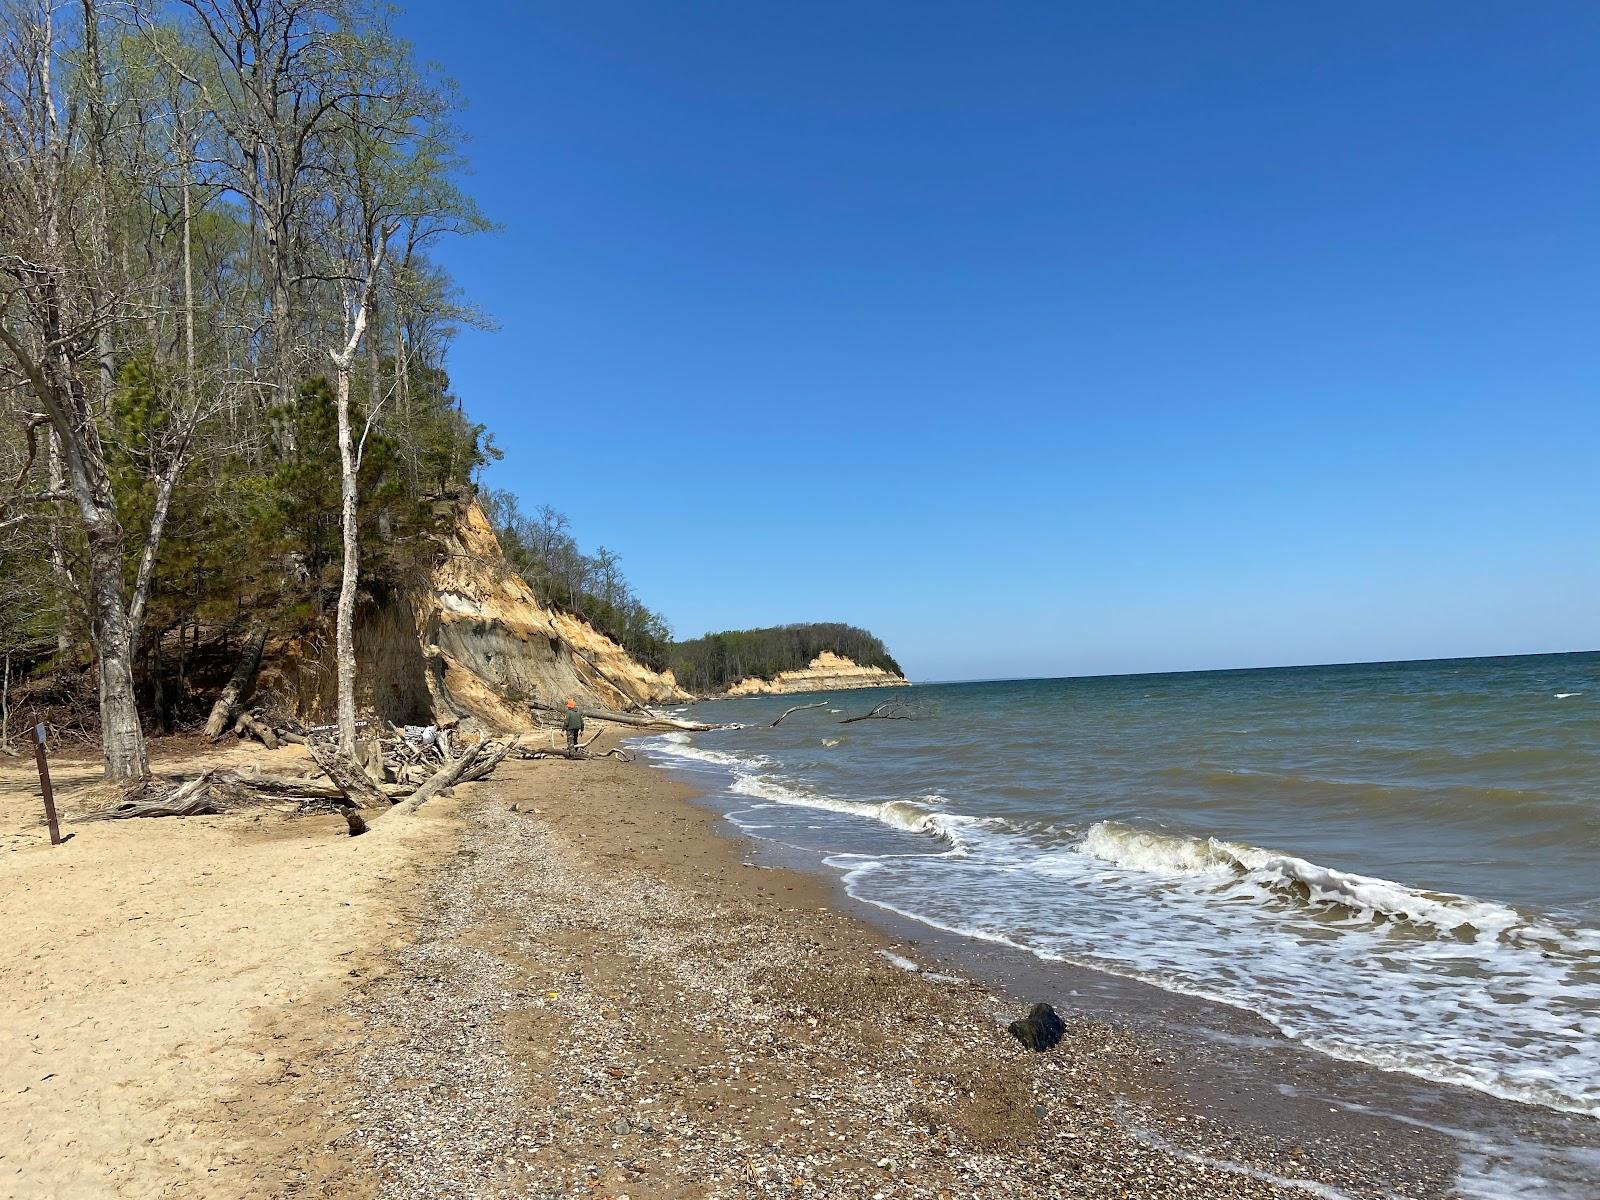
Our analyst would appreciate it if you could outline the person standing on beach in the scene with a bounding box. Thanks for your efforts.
[564,699,584,752]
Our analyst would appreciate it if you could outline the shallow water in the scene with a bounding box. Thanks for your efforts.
[640,653,1600,1122]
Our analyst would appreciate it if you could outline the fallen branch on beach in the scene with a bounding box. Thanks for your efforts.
[531,700,725,732]
[770,701,828,727]
[528,739,634,763]
[839,701,913,724]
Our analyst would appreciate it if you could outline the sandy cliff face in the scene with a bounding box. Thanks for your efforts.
[419,500,689,728]
[258,498,688,731]
[723,651,909,697]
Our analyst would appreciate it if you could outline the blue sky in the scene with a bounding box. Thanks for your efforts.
[396,1,1598,681]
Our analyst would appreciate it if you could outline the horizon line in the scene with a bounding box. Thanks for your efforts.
[907,646,1597,687]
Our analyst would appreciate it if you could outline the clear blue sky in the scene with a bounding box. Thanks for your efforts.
[397,1,1598,681]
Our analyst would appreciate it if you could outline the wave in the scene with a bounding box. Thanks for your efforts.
[642,731,983,845]
[1074,821,1595,949]
[727,772,980,843]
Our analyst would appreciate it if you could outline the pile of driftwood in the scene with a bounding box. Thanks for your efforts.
[84,732,518,836]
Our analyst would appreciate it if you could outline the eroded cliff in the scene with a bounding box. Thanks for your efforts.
[256,497,687,732]
[723,651,909,697]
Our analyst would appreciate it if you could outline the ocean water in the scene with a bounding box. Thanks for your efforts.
[637,653,1600,1124]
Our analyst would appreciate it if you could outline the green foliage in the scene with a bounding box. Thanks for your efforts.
[117,368,495,648]
[669,624,904,694]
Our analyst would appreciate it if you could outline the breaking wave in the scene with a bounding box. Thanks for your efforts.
[1079,822,1520,939]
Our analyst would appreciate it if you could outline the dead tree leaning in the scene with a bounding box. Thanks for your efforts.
[204,624,269,738]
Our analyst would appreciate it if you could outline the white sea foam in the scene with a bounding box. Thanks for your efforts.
[876,947,962,983]
[1554,692,1581,699]
[726,772,979,843]
[1076,822,1531,940]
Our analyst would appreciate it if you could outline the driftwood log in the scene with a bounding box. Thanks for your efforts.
[80,768,392,822]
[526,729,633,761]
[770,701,827,727]
[232,709,280,750]
[531,700,723,732]
[83,776,220,821]
[840,701,913,724]
[307,742,393,810]
[530,746,633,762]
[82,732,518,836]
[204,624,268,738]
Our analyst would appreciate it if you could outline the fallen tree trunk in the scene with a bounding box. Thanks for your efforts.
[532,701,722,732]
[211,769,407,801]
[83,776,219,821]
[204,624,268,739]
[453,736,519,785]
[770,701,827,727]
[307,741,391,810]
[232,709,280,750]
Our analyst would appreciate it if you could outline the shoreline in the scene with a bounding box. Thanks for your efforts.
[3,732,1592,1196]
[629,729,1600,1200]
[332,736,1429,1199]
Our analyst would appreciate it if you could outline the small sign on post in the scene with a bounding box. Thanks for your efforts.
[33,723,61,847]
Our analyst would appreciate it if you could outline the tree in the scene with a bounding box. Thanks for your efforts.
[0,0,148,776]
[0,0,492,770]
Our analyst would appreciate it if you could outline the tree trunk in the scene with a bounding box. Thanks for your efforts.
[307,740,390,809]
[87,523,149,779]
[46,430,71,657]
[328,231,388,758]
[127,458,182,656]
[204,624,267,738]
[1,652,12,754]
[45,350,148,780]
[334,361,360,756]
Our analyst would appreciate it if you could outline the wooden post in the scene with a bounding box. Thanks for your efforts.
[33,723,60,846]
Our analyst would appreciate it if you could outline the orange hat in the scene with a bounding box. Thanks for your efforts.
[566,699,577,709]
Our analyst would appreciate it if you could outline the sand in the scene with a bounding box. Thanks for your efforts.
[0,732,1458,1199]
[0,737,460,1199]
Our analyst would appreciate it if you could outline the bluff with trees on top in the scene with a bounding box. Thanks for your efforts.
[668,625,905,696]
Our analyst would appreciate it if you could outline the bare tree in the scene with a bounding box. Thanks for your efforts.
[0,0,147,776]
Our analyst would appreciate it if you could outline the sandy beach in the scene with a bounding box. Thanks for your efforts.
[2,733,1465,1199]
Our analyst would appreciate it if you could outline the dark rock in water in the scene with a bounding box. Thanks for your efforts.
[1007,1003,1066,1051]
